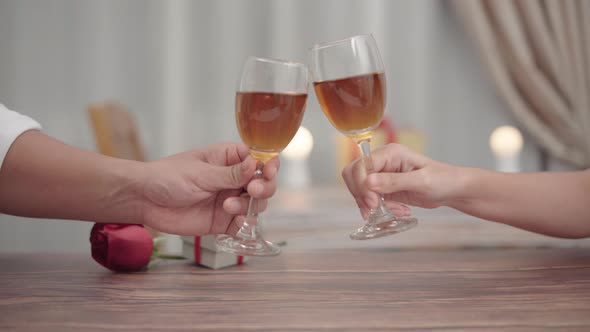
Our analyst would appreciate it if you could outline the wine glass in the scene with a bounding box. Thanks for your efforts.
[310,34,418,240]
[216,56,308,256]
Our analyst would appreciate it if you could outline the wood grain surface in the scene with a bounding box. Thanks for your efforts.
[1,247,589,331]
[2,188,590,331]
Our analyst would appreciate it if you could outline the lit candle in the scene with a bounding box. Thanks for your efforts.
[281,126,314,188]
[489,126,523,172]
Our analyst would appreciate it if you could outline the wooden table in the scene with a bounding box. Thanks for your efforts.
[1,188,590,331]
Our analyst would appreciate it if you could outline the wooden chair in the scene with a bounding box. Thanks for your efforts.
[87,102,160,238]
[87,102,146,161]
[397,128,427,154]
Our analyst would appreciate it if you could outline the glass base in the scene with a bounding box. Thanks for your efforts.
[350,212,418,240]
[216,235,281,257]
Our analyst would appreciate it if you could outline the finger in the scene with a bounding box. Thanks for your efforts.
[371,144,427,173]
[262,157,280,180]
[342,160,369,214]
[384,201,412,216]
[247,157,279,198]
[383,192,415,207]
[223,196,268,215]
[366,171,423,194]
[247,177,276,199]
[203,142,250,165]
[223,197,247,215]
[342,159,363,203]
[235,144,251,163]
[203,156,257,191]
[360,207,369,220]
[354,197,369,214]
[350,158,380,209]
[226,216,246,237]
[343,159,379,212]
[363,191,380,209]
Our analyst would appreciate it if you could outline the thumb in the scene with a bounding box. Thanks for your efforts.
[203,157,256,191]
[366,171,423,194]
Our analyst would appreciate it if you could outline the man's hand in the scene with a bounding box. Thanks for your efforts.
[139,142,278,236]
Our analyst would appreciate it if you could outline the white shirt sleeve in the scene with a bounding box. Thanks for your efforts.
[0,104,42,169]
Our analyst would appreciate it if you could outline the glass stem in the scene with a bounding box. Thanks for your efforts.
[236,161,264,241]
[357,140,390,219]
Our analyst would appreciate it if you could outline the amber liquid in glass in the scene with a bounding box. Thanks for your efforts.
[236,91,307,161]
[314,72,385,142]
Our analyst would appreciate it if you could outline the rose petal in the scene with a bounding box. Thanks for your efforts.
[90,224,153,272]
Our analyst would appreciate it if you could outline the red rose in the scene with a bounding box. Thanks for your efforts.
[90,224,153,272]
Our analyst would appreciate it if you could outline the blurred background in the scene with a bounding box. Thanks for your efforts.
[0,0,584,252]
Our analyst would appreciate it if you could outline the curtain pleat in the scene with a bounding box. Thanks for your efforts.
[454,0,590,168]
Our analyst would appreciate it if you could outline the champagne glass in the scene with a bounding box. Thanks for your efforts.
[310,35,418,240]
[216,57,308,256]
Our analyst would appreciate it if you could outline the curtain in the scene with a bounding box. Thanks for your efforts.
[454,0,590,168]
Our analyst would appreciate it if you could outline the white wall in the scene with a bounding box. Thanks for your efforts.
[0,0,164,252]
[0,0,544,252]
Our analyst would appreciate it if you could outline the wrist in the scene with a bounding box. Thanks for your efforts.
[99,157,147,225]
[445,166,482,210]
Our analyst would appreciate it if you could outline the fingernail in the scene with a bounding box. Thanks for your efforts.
[250,182,263,196]
[361,210,368,220]
[228,199,241,211]
[364,196,374,208]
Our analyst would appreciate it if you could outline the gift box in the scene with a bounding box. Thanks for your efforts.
[181,235,248,269]
[182,234,220,252]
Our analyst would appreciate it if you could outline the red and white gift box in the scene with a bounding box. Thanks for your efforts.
[182,235,248,269]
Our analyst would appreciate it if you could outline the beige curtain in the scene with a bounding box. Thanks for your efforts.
[453,0,590,168]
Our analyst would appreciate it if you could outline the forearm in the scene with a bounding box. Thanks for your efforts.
[0,130,144,224]
[449,167,590,238]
